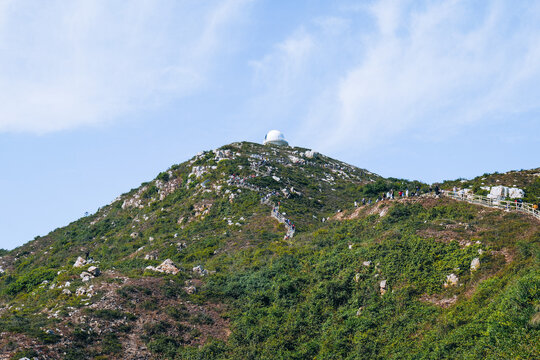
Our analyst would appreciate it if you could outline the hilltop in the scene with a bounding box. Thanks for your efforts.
[0,142,538,359]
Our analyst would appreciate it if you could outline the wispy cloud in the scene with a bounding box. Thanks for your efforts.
[0,0,251,134]
[250,1,540,152]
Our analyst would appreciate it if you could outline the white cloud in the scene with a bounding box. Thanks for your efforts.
[250,1,540,153]
[250,29,314,88]
[0,0,251,134]
[324,1,540,149]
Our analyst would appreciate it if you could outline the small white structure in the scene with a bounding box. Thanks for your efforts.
[263,130,289,146]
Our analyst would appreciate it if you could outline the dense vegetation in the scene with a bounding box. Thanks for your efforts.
[440,167,540,204]
[0,142,538,359]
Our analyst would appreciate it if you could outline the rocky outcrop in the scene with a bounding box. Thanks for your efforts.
[508,187,525,198]
[470,258,480,271]
[380,280,387,295]
[73,257,86,268]
[80,271,93,282]
[87,266,100,276]
[193,265,208,276]
[304,150,318,159]
[145,259,180,275]
[444,273,459,288]
[486,185,525,199]
[121,185,148,209]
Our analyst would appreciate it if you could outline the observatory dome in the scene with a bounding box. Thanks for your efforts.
[263,130,289,146]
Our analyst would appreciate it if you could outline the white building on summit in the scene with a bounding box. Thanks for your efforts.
[263,130,289,146]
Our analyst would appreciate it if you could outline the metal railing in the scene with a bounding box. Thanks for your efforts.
[443,191,540,221]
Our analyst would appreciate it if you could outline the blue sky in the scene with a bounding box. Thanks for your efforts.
[1,0,539,249]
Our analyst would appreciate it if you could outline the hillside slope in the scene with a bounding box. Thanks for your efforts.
[0,142,538,359]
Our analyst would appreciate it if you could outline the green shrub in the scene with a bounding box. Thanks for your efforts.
[4,267,56,295]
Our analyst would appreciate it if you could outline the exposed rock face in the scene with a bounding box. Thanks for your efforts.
[470,258,480,272]
[444,273,459,288]
[190,166,209,178]
[145,259,180,275]
[304,150,318,159]
[155,176,182,200]
[73,257,87,268]
[122,185,148,209]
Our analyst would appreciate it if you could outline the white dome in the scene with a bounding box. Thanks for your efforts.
[263,130,288,146]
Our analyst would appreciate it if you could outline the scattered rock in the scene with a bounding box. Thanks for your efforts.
[444,273,459,288]
[470,258,480,272]
[304,150,318,159]
[184,285,197,294]
[144,253,158,261]
[380,280,387,295]
[80,272,94,282]
[87,266,100,276]
[62,289,72,295]
[486,185,525,199]
[193,265,209,276]
[75,285,94,297]
[356,306,364,316]
[146,259,180,275]
[362,261,371,267]
[354,273,361,283]
[73,256,87,268]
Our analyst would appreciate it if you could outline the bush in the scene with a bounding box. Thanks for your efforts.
[157,171,170,182]
[4,267,56,295]
[101,333,122,354]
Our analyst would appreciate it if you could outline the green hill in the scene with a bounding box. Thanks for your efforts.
[0,142,538,359]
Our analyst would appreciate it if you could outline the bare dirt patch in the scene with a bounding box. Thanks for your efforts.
[419,294,458,308]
